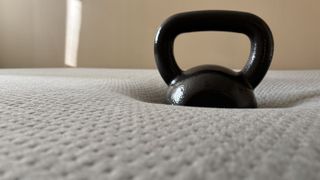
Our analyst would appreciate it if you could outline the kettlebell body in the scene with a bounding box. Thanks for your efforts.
[154,11,274,108]
[168,65,257,108]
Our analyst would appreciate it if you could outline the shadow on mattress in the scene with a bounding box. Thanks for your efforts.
[117,82,320,109]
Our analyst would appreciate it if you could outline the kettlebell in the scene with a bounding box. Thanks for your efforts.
[154,10,274,108]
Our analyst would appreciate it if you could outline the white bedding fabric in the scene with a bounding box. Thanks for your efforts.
[0,68,319,180]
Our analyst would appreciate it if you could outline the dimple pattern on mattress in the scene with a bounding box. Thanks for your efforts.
[0,68,319,180]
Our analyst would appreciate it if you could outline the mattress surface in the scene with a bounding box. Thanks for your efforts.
[0,68,319,180]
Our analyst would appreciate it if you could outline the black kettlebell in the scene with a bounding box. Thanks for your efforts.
[154,10,274,108]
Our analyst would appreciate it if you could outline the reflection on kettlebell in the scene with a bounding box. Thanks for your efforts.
[154,10,274,108]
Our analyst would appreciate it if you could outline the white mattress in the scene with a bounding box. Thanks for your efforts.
[0,68,319,180]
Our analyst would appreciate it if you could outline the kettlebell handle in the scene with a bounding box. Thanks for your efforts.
[154,10,274,89]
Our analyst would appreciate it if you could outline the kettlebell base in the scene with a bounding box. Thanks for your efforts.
[168,92,257,108]
[176,91,257,108]
[166,68,258,108]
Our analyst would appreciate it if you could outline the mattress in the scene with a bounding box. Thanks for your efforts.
[0,68,319,180]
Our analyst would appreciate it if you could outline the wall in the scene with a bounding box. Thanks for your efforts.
[0,1,319,69]
[78,0,320,70]
[0,0,66,68]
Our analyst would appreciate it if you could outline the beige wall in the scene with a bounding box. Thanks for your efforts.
[0,1,319,69]
[78,0,320,70]
[0,0,66,68]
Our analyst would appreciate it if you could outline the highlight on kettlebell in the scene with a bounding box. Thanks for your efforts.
[154,10,274,108]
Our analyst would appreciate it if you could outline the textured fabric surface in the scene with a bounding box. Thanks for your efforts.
[0,68,319,180]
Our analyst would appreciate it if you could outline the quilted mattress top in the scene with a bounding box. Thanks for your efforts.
[0,68,319,180]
